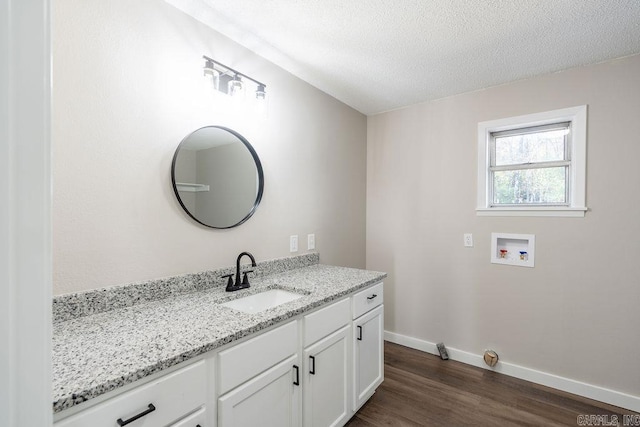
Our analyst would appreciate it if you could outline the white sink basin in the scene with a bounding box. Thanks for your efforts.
[220,289,304,314]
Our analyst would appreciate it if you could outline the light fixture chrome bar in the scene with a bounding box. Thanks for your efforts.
[202,55,266,89]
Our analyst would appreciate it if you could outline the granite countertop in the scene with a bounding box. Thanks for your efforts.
[52,262,386,413]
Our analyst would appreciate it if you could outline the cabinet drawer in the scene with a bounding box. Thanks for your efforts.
[352,282,384,319]
[55,360,206,427]
[169,407,206,426]
[218,320,297,395]
[303,297,350,347]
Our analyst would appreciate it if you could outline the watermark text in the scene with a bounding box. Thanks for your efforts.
[577,414,640,426]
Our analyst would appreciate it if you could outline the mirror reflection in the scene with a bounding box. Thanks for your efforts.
[171,126,264,229]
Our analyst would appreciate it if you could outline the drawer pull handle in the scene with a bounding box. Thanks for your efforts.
[310,355,316,375]
[293,365,300,386]
[357,325,363,341]
[367,294,378,300]
[116,403,156,426]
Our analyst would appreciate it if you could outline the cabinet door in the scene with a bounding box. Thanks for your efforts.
[303,325,350,427]
[218,355,301,427]
[353,305,384,410]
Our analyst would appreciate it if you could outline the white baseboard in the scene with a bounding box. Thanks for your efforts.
[384,331,640,413]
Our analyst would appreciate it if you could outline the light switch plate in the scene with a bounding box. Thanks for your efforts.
[307,234,315,250]
[463,233,473,247]
[290,235,298,252]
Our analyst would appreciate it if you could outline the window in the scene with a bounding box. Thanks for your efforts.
[491,122,570,206]
[477,106,587,217]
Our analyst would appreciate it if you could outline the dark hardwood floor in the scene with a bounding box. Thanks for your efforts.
[346,342,639,426]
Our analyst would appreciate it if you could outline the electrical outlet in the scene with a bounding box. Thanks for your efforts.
[290,235,298,252]
[463,233,473,247]
[307,234,315,250]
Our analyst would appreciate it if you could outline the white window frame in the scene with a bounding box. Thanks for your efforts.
[477,105,588,217]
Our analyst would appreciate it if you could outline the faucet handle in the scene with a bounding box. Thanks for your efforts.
[241,270,254,286]
[221,274,234,291]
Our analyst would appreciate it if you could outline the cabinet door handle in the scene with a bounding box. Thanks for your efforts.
[367,294,378,300]
[293,365,300,386]
[116,403,156,426]
[357,325,363,341]
[309,355,316,375]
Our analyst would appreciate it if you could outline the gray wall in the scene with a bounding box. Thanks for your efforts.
[53,0,367,293]
[367,54,640,396]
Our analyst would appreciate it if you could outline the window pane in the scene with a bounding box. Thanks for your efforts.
[494,129,567,166]
[493,167,567,205]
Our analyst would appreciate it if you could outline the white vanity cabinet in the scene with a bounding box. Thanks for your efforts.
[54,281,385,427]
[54,360,207,427]
[352,283,384,410]
[217,321,300,427]
[302,299,351,427]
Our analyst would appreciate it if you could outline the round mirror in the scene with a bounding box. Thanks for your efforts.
[171,126,264,229]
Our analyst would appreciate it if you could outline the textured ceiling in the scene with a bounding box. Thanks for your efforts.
[166,0,640,115]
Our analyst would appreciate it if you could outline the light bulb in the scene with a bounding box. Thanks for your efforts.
[228,75,244,96]
[255,84,266,100]
[203,60,219,90]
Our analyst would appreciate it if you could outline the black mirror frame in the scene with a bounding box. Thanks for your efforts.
[171,126,264,229]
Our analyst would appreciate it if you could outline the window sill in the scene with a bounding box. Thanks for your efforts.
[476,207,588,217]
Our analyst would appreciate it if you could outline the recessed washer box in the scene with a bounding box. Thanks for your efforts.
[491,233,535,267]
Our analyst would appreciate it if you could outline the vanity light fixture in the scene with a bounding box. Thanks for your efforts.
[203,55,267,100]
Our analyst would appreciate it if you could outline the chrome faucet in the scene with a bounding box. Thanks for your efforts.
[222,251,257,292]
